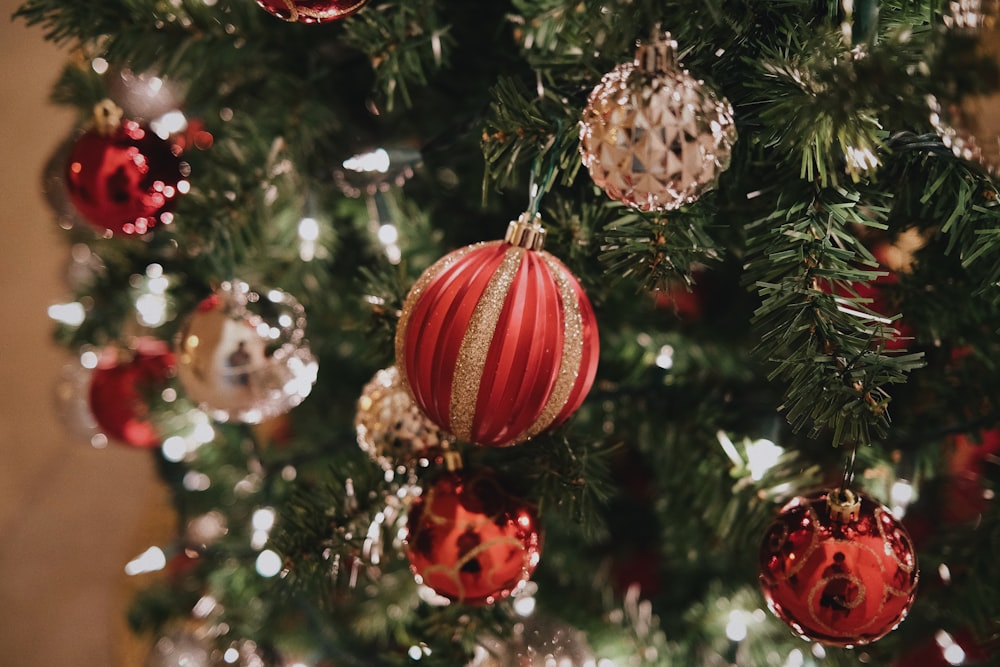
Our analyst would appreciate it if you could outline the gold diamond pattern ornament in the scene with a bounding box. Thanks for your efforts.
[355,366,447,470]
[579,32,736,212]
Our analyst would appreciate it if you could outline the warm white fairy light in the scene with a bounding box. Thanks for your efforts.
[406,643,432,660]
[48,302,86,326]
[746,438,784,481]
[251,507,277,550]
[655,344,674,370]
[192,595,218,618]
[811,643,826,659]
[255,549,282,577]
[124,546,166,575]
[162,435,187,463]
[223,647,240,663]
[91,57,109,74]
[725,609,749,642]
[151,110,187,140]
[891,479,915,517]
[183,470,211,491]
[782,648,805,667]
[80,350,99,370]
[343,148,390,174]
[297,217,320,261]
[936,630,967,665]
[513,594,536,617]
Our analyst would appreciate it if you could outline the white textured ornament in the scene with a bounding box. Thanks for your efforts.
[175,280,318,424]
[579,32,736,212]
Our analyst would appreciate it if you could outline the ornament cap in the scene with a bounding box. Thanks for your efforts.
[635,31,678,74]
[92,99,124,136]
[505,212,547,251]
[827,487,862,523]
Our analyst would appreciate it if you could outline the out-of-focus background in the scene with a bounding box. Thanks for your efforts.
[0,2,167,664]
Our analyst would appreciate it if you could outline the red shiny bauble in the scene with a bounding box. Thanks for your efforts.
[395,218,600,447]
[255,0,367,23]
[65,119,186,235]
[758,490,918,647]
[405,468,542,605]
[88,338,175,447]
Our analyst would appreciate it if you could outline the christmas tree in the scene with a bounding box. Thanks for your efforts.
[13,0,1000,664]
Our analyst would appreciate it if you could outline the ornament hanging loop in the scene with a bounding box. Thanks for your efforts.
[827,487,862,523]
[636,28,677,74]
[92,99,124,135]
[505,211,547,250]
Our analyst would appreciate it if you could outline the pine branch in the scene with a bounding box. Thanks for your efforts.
[745,184,926,445]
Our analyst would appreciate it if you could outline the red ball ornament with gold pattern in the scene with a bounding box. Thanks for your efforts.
[405,467,542,605]
[89,337,176,447]
[65,100,188,236]
[254,0,368,23]
[395,212,600,448]
[758,489,918,647]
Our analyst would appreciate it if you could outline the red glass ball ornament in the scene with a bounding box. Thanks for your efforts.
[758,490,918,647]
[255,0,367,23]
[405,468,542,605]
[395,214,600,447]
[65,110,187,235]
[88,338,175,447]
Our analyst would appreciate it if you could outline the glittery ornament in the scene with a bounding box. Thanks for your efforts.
[931,1,1000,175]
[255,0,368,23]
[468,616,595,667]
[175,280,318,424]
[395,213,600,447]
[356,366,448,469]
[758,489,918,647]
[89,337,175,447]
[579,32,736,212]
[65,100,188,235]
[405,467,542,605]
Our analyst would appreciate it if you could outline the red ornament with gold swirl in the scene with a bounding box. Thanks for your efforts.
[404,467,542,605]
[758,489,918,646]
[395,212,599,448]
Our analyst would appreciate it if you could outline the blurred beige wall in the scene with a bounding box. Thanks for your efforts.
[0,1,164,664]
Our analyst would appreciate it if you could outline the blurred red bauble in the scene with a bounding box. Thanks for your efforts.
[255,0,367,23]
[65,100,187,235]
[405,467,542,605]
[758,489,918,647]
[89,338,175,447]
[395,213,600,447]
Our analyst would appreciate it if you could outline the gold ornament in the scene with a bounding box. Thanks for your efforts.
[579,32,736,212]
[175,280,318,424]
[355,366,447,469]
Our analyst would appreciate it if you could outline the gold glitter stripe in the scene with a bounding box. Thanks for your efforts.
[518,252,585,441]
[450,246,524,441]
[395,244,483,397]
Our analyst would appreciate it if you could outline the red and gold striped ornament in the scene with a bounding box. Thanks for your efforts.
[395,213,600,448]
